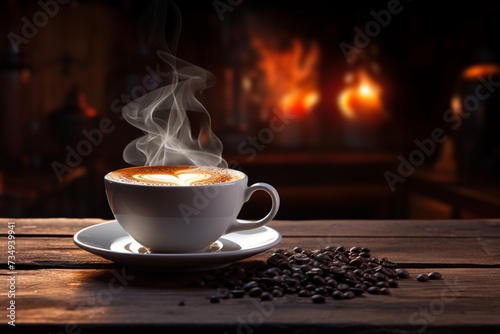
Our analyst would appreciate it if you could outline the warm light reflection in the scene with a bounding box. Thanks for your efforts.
[450,95,462,116]
[338,70,383,120]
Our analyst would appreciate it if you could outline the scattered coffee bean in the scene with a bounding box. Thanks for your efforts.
[249,287,262,297]
[331,290,343,300]
[200,245,413,304]
[396,268,410,279]
[367,286,381,294]
[272,289,283,297]
[376,281,389,288]
[343,291,355,299]
[428,272,442,280]
[298,289,312,297]
[260,292,273,301]
[388,279,399,288]
[417,274,429,282]
[311,294,326,304]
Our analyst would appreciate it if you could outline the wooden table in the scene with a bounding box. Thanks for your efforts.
[1,218,500,333]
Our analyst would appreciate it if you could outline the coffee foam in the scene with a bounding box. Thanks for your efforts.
[106,166,242,186]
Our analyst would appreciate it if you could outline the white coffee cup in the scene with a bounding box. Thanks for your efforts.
[104,165,280,253]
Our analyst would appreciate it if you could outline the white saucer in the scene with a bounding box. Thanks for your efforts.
[73,220,282,272]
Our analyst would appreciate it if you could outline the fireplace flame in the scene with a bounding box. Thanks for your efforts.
[252,37,320,116]
[121,1,226,168]
[338,70,383,119]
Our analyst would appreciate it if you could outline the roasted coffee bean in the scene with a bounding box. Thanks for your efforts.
[285,278,298,287]
[308,268,323,275]
[278,260,292,271]
[298,289,312,297]
[257,277,273,286]
[326,279,338,288]
[294,254,311,264]
[349,246,361,253]
[428,272,442,280]
[353,269,364,277]
[312,275,326,286]
[311,294,326,304]
[349,258,363,267]
[243,281,258,291]
[315,253,332,262]
[374,272,387,282]
[335,246,346,253]
[396,268,410,279]
[363,273,378,284]
[332,268,347,277]
[388,279,399,288]
[376,281,389,288]
[300,264,313,273]
[367,286,381,294]
[206,245,412,304]
[273,276,284,284]
[417,274,429,282]
[343,291,355,299]
[272,289,284,297]
[249,287,262,297]
[331,290,343,299]
[264,268,280,277]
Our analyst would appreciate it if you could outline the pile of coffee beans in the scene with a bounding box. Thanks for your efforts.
[192,246,442,304]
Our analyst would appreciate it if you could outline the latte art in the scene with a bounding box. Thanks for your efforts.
[106,166,242,186]
[132,172,213,186]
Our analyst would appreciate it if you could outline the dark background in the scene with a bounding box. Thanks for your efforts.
[1,0,500,220]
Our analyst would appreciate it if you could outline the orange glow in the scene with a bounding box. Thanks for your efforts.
[77,91,97,118]
[462,64,500,79]
[450,95,462,116]
[280,90,320,116]
[252,37,320,117]
[338,70,383,120]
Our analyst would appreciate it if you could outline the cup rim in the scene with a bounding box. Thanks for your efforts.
[104,165,246,187]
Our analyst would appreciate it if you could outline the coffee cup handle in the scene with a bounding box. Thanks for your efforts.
[226,182,280,234]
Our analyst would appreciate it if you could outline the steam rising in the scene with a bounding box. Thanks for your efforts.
[122,1,227,168]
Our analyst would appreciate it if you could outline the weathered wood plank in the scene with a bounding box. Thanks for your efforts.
[6,236,500,268]
[0,218,104,236]
[3,268,499,331]
[2,218,500,237]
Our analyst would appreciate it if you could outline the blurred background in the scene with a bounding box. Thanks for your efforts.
[1,0,500,220]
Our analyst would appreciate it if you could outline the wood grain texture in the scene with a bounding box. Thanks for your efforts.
[8,236,500,269]
[1,218,500,334]
[3,268,500,331]
[2,218,500,237]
